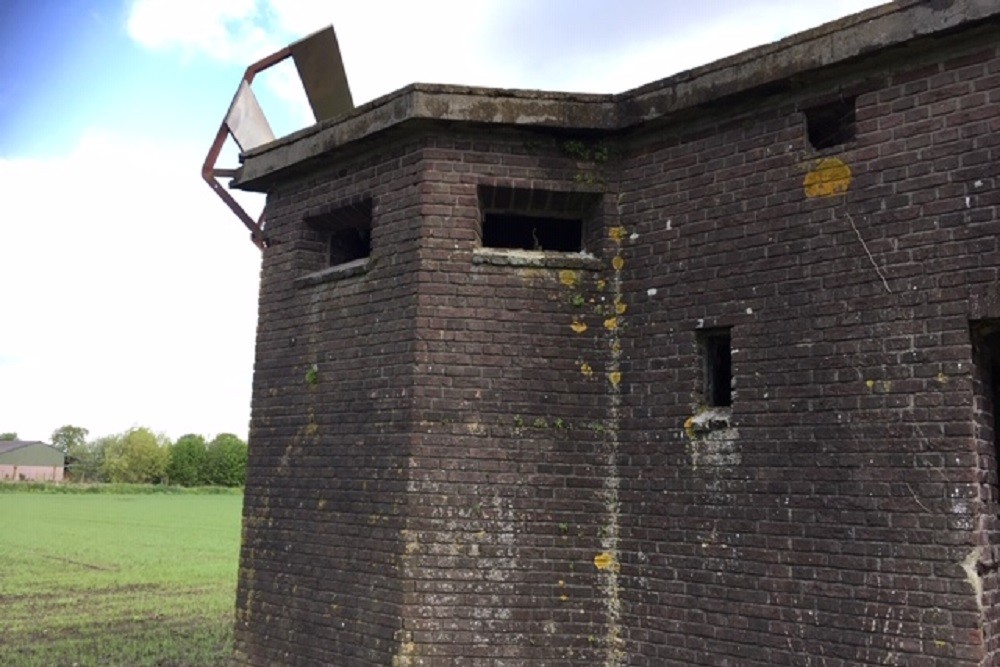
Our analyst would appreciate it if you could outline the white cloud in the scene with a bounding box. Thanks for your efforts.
[527,1,886,94]
[127,0,884,124]
[0,130,261,442]
[261,2,512,101]
[127,0,275,63]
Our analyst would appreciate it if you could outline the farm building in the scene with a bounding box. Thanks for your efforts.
[0,441,65,482]
[228,1,1000,665]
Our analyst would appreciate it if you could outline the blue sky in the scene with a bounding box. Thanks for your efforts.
[2,0,231,155]
[0,0,883,442]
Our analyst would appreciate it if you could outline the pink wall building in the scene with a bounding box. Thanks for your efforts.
[0,441,65,482]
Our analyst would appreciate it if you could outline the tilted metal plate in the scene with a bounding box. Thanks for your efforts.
[225,81,275,152]
[290,26,354,122]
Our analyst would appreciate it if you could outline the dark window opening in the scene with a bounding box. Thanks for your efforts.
[805,96,857,149]
[699,328,732,407]
[327,227,371,266]
[478,185,600,253]
[482,213,582,252]
[972,322,1000,501]
[305,199,372,268]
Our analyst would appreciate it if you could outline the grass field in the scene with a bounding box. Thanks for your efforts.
[0,491,243,666]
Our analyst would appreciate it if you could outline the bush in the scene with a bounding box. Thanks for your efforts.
[167,434,208,486]
[205,434,247,487]
[101,428,172,484]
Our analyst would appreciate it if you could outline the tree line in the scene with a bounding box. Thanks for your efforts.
[3,426,247,487]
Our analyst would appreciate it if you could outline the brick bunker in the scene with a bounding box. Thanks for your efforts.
[230,2,1000,665]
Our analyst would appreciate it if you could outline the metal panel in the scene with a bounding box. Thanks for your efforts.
[290,26,354,122]
[225,81,275,151]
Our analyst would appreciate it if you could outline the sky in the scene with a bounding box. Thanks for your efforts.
[0,0,884,443]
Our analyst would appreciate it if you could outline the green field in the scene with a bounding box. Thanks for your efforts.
[0,491,243,666]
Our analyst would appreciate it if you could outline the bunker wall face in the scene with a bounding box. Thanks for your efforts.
[233,12,1000,667]
[616,31,1000,666]
[235,138,424,667]
[397,129,624,664]
[235,128,630,665]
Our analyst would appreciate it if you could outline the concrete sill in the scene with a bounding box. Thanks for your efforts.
[295,258,369,288]
[472,248,602,270]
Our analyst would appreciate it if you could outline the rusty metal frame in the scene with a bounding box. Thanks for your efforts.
[203,27,353,250]
[201,47,291,250]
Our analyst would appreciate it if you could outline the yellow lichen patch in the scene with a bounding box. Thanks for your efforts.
[865,379,875,389]
[594,551,620,572]
[403,533,420,554]
[612,255,625,271]
[936,372,949,385]
[559,270,580,287]
[604,317,619,331]
[393,642,418,667]
[803,157,852,198]
[317,498,327,509]
[608,372,622,387]
[571,320,588,334]
[580,362,594,377]
[608,226,627,244]
[611,340,621,354]
[596,279,607,291]
[684,415,697,440]
[614,298,627,315]
[305,422,319,436]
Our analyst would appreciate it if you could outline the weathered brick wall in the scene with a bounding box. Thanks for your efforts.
[235,16,1000,667]
[617,28,1000,666]
[236,128,632,666]
[397,129,625,665]
[235,137,424,666]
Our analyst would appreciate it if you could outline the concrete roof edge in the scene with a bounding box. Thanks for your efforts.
[618,0,1000,123]
[234,0,999,190]
[235,85,615,188]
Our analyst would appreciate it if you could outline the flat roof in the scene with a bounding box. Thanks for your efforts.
[234,0,999,191]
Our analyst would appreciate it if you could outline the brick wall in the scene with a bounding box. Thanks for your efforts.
[235,137,424,666]
[235,128,630,665]
[617,28,1000,667]
[399,130,622,664]
[235,20,1000,667]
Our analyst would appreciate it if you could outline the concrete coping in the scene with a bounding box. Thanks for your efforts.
[294,257,369,287]
[235,0,999,190]
[472,248,603,270]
